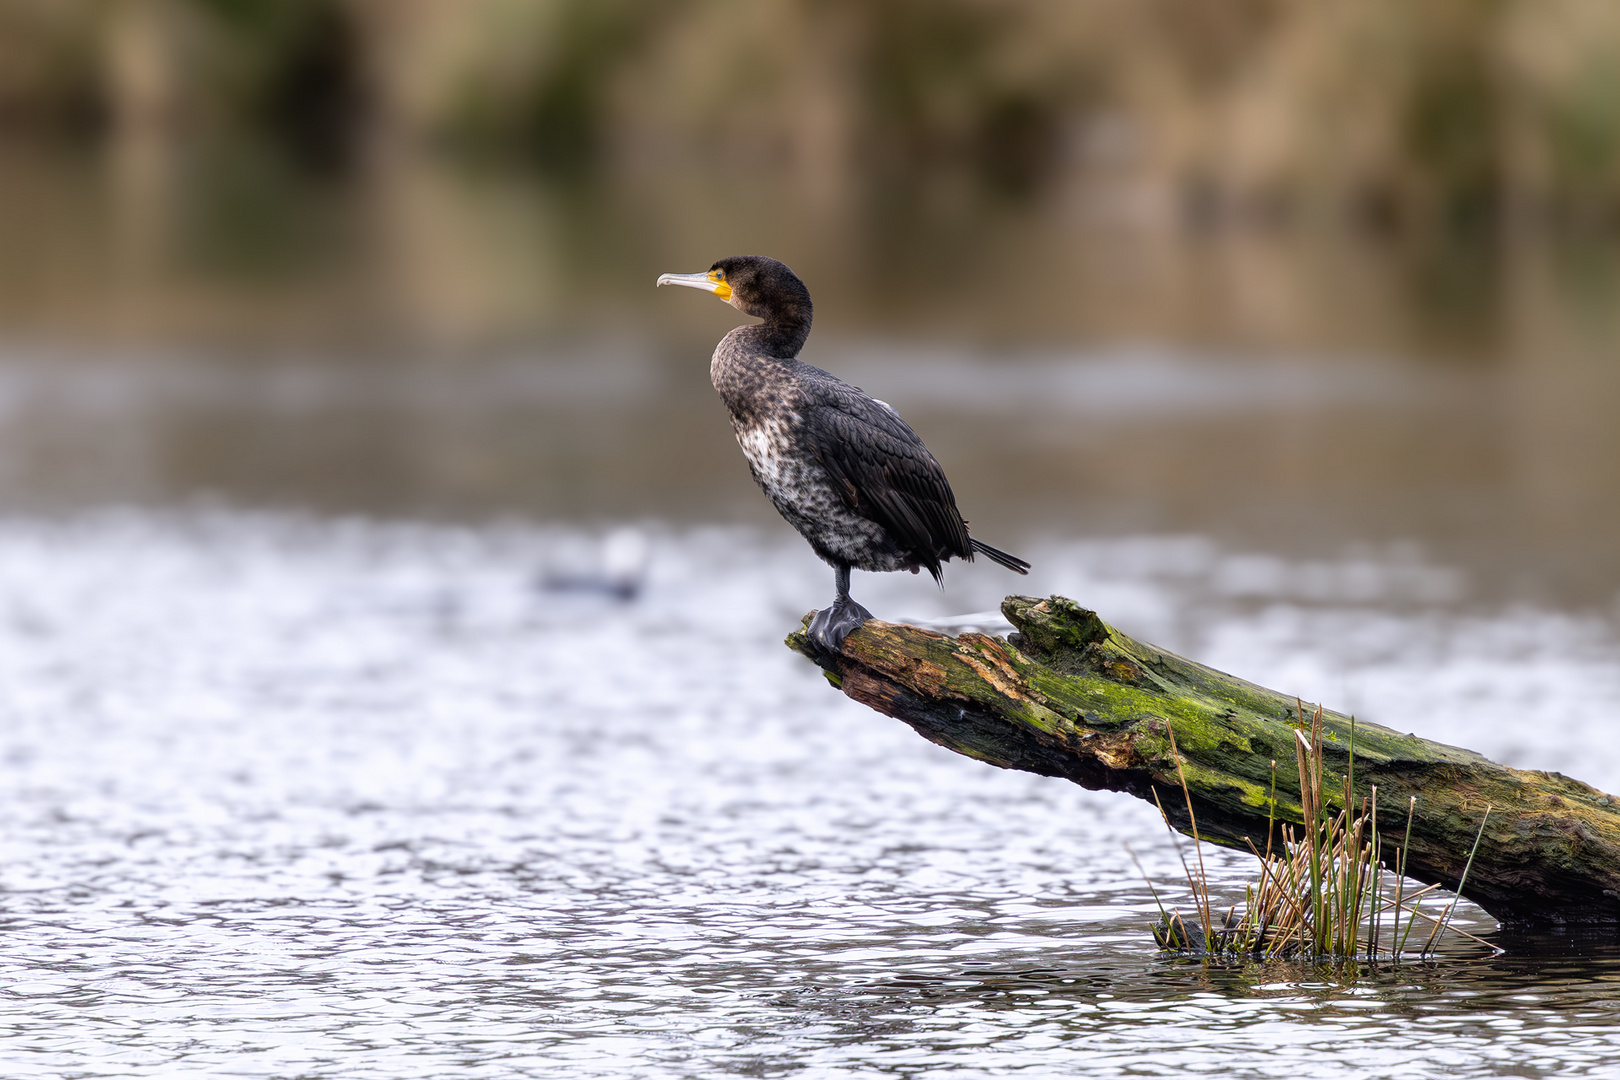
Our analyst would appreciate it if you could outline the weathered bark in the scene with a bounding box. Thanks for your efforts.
[787,595,1620,926]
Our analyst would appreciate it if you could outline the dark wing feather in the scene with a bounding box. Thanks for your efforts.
[799,375,971,579]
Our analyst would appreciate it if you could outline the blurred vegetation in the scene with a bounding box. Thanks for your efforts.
[183,0,366,166]
[5,0,1620,226]
[0,0,109,133]
[442,0,673,169]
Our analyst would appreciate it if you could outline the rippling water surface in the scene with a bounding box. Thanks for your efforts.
[2,514,1619,1078]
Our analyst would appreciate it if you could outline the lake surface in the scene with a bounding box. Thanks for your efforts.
[3,513,1619,1079]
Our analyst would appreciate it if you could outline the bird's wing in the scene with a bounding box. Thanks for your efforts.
[800,378,971,576]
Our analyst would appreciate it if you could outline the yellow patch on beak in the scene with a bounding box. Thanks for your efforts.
[656,269,732,301]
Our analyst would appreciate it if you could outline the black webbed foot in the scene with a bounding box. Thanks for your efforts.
[807,596,874,654]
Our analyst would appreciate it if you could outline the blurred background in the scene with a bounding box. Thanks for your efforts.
[12,7,1620,1071]
[3,0,1620,605]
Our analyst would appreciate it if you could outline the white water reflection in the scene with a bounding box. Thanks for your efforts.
[0,513,1617,1078]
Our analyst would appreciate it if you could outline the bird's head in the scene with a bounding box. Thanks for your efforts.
[657,255,812,328]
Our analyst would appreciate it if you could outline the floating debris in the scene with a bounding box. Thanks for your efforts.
[539,528,649,601]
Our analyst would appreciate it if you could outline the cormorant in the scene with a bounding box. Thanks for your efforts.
[657,255,1030,652]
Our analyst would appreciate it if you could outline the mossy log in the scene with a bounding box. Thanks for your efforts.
[786,595,1620,926]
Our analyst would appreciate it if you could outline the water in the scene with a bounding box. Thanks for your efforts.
[3,513,1619,1079]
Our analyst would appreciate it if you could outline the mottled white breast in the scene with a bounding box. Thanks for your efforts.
[735,417,790,490]
[730,411,910,571]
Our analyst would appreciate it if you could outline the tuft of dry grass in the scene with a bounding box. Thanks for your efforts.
[1142,702,1496,965]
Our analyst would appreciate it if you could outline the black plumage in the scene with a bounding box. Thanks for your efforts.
[658,255,1029,651]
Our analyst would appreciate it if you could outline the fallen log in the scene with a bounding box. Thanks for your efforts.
[787,595,1620,926]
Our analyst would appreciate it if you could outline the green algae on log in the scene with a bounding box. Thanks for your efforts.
[786,595,1620,926]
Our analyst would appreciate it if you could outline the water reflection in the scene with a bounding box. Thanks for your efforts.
[0,141,1552,350]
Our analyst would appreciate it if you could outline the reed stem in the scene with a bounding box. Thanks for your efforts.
[1136,710,1495,965]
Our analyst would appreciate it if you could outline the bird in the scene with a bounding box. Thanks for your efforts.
[656,254,1029,654]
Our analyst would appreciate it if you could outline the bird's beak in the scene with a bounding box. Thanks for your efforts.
[655,270,732,301]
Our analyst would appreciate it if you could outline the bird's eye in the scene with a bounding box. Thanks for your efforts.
[708,269,726,284]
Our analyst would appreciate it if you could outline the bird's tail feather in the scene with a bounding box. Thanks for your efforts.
[970,538,1031,575]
